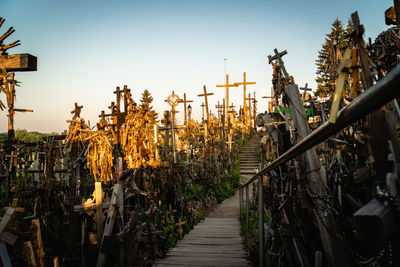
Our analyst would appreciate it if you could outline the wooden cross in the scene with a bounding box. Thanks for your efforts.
[300,83,312,103]
[197,85,213,122]
[122,85,131,112]
[113,86,122,110]
[246,93,255,122]
[175,218,185,240]
[200,102,206,122]
[215,101,224,120]
[234,72,256,125]
[252,92,258,128]
[0,18,37,139]
[216,74,238,116]
[179,93,193,126]
[226,134,233,152]
[71,102,83,119]
[268,49,289,80]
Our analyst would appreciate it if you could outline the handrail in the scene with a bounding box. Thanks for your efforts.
[240,63,400,188]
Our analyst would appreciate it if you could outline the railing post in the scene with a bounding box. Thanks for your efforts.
[239,187,243,220]
[258,175,265,267]
[246,185,249,232]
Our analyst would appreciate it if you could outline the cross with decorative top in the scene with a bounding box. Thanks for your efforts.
[215,101,224,120]
[200,102,206,122]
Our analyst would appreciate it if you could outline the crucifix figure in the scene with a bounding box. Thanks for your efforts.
[179,93,193,126]
[113,86,122,110]
[234,72,256,126]
[197,85,213,122]
[268,49,289,80]
[300,83,312,103]
[216,74,238,120]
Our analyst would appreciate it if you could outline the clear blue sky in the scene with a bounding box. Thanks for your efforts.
[0,0,390,132]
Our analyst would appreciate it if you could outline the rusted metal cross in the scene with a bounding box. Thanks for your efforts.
[197,85,213,122]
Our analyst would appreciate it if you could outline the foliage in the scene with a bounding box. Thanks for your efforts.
[0,129,55,143]
[315,18,352,98]
[140,89,158,123]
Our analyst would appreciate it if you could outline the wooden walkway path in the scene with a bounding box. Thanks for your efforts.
[155,137,259,267]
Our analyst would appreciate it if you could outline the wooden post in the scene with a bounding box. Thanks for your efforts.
[24,241,37,267]
[0,241,12,267]
[95,182,104,242]
[97,184,123,267]
[31,219,44,267]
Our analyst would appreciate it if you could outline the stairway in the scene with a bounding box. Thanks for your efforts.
[239,136,260,178]
[154,136,259,267]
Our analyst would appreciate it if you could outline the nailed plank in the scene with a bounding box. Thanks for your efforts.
[168,251,248,257]
[0,208,15,235]
[0,54,37,71]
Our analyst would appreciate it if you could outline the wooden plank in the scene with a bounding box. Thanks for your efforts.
[0,231,17,245]
[0,54,37,71]
[31,219,44,267]
[0,208,15,234]
[156,256,249,266]
[0,241,12,267]
[23,241,37,267]
[168,251,248,257]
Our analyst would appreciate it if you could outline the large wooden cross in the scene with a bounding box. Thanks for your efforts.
[179,93,193,126]
[234,72,256,125]
[197,85,213,122]
[216,74,238,117]
[268,49,289,80]
[0,18,37,139]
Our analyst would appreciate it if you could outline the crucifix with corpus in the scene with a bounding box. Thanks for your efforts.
[234,72,256,126]
[216,74,238,122]
[178,93,193,126]
[197,85,213,122]
[0,17,37,140]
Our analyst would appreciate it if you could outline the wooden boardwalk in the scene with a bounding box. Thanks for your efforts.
[155,137,259,267]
